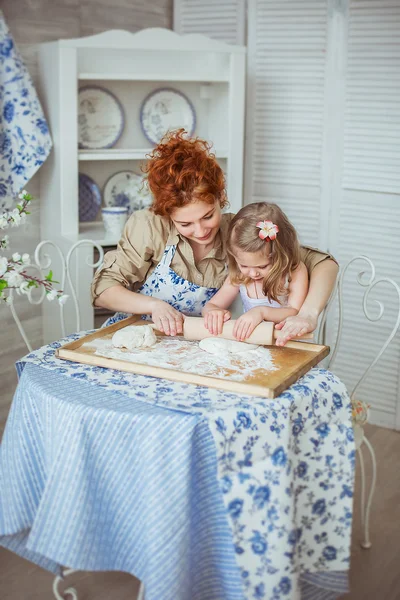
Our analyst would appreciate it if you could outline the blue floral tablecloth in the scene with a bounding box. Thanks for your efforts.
[0,332,355,600]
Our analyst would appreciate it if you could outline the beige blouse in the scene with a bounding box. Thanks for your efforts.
[91,209,337,304]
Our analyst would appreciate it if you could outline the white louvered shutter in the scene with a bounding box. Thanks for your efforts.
[246,0,400,429]
[173,0,246,44]
[245,0,328,247]
[327,0,400,429]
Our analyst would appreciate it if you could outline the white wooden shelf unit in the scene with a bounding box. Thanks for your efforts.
[37,28,246,341]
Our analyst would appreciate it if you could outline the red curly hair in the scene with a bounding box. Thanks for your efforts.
[143,129,227,216]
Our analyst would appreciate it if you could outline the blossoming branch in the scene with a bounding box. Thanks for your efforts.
[0,190,68,305]
[0,190,32,235]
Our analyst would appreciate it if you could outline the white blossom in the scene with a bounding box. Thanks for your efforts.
[21,253,30,265]
[13,263,24,274]
[4,269,24,288]
[47,289,58,301]
[18,190,28,199]
[12,252,21,262]
[0,256,8,277]
[0,215,9,230]
[10,209,22,226]
[1,234,10,248]
[58,294,69,306]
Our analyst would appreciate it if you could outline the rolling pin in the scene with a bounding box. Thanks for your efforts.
[183,316,313,346]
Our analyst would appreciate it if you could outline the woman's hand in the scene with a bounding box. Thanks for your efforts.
[233,308,264,342]
[274,311,318,346]
[203,309,231,336]
[150,299,184,336]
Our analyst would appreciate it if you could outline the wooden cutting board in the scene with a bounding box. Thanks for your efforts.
[56,316,330,399]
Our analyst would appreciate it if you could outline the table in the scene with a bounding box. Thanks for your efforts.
[0,332,355,600]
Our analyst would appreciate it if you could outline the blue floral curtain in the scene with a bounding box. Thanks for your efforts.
[0,11,52,210]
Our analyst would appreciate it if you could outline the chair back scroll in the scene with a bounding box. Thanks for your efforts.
[316,255,400,403]
[10,239,104,352]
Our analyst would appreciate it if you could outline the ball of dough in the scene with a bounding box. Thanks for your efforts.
[112,325,157,350]
[199,337,259,355]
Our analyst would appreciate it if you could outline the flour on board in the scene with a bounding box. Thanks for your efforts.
[83,335,277,381]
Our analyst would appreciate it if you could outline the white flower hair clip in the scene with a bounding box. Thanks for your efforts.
[256,220,279,241]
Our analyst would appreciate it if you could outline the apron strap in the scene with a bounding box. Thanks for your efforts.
[160,245,177,268]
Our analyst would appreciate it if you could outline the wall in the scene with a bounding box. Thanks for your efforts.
[0,0,173,436]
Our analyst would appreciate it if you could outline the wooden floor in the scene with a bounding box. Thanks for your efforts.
[0,424,399,599]
[342,424,400,600]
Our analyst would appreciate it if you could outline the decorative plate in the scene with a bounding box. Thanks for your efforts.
[79,173,102,222]
[140,88,196,145]
[78,86,125,149]
[103,171,153,214]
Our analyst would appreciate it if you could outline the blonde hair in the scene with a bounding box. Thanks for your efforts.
[227,202,301,303]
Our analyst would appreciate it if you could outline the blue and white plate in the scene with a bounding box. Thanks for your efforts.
[103,171,153,214]
[140,88,196,145]
[79,173,102,222]
[78,86,125,149]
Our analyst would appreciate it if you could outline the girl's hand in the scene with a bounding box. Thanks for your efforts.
[274,312,317,346]
[150,299,184,336]
[233,308,264,341]
[203,309,231,336]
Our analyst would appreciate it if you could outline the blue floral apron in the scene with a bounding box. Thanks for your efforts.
[103,244,219,327]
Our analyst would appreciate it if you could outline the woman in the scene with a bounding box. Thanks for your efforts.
[92,130,338,346]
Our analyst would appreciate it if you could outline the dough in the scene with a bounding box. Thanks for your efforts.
[199,337,259,356]
[112,325,157,350]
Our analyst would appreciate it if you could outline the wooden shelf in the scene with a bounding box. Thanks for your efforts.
[77,222,120,246]
[78,73,230,82]
[78,148,229,161]
[78,149,153,161]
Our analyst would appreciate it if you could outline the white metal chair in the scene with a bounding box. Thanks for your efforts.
[10,239,105,350]
[9,238,145,600]
[316,255,400,549]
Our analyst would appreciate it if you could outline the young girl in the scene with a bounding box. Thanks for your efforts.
[202,202,309,341]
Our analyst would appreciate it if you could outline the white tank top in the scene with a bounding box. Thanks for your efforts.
[239,280,289,313]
